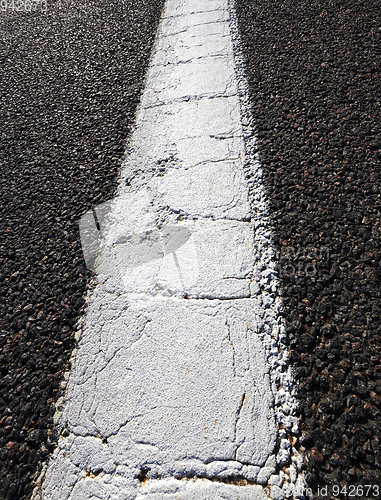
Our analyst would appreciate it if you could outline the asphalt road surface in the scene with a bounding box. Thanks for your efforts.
[0,0,380,498]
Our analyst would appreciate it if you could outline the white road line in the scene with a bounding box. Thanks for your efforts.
[34,0,306,498]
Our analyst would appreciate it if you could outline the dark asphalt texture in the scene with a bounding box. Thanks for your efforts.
[0,0,380,498]
[235,0,381,496]
[0,0,164,498]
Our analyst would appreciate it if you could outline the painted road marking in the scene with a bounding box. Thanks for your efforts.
[34,0,306,498]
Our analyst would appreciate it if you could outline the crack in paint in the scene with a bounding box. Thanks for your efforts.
[160,20,229,40]
[141,91,238,110]
[163,9,226,21]
[234,393,246,460]
[225,317,236,376]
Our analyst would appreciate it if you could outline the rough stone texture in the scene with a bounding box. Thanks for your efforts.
[235,0,381,494]
[0,0,165,498]
[5,0,379,495]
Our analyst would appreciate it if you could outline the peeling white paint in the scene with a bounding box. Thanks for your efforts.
[34,0,307,498]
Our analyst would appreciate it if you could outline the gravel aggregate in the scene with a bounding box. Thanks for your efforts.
[0,0,164,498]
[235,0,381,495]
[1,0,380,498]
